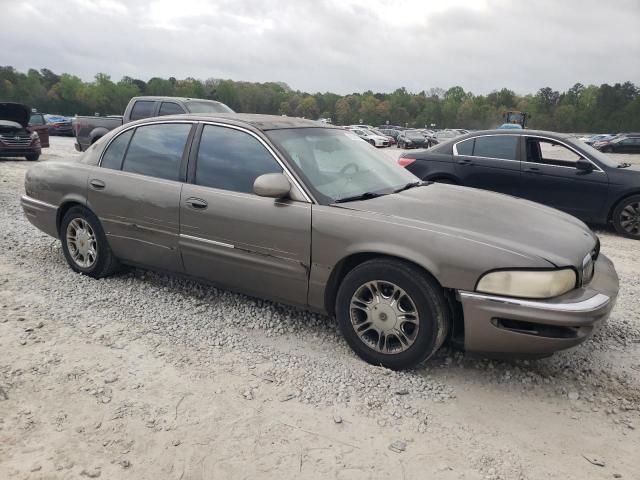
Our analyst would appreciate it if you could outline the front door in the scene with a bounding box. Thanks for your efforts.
[87,122,194,272]
[518,136,609,223]
[453,135,521,196]
[179,124,311,306]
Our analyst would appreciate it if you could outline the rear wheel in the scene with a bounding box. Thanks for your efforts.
[336,259,450,370]
[25,154,39,161]
[60,206,120,277]
[612,195,640,239]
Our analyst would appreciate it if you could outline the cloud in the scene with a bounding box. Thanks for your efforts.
[0,0,638,94]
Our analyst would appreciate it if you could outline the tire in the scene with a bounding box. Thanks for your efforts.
[335,258,450,370]
[612,195,640,239]
[60,206,120,277]
[25,154,39,161]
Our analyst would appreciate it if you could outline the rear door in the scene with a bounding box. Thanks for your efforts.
[453,134,521,196]
[518,135,609,222]
[179,123,312,306]
[28,113,49,148]
[87,121,195,272]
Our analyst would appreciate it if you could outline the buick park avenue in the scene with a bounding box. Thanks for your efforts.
[21,114,619,369]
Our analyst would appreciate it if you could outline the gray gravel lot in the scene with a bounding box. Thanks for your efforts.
[0,137,639,479]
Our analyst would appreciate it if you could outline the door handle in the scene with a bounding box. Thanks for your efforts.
[89,179,105,189]
[523,167,541,174]
[456,159,473,165]
[185,197,208,210]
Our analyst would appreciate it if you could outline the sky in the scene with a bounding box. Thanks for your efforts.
[1,0,639,95]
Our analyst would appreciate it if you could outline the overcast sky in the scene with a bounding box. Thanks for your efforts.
[1,0,638,94]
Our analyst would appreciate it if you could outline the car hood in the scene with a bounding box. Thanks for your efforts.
[0,102,30,128]
[335,184,597,268]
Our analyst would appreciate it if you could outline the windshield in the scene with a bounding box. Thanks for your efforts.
[565,138,619,168]
[185,101,235,114]
[267,128,419,204]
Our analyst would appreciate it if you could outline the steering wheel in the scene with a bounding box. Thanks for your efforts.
[340,163,359,175]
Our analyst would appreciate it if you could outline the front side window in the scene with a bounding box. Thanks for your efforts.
[267,128,418,204]
[525,137,581,167]
[101,129,133,170]
[122,123,192,181]
[129,101,155,121]
[473,136,518,160]
[195,125,282,194]
[158,102,184,116]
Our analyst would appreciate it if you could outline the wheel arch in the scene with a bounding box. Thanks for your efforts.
[607,191,640,223]
[56,197,89,236]
[323,251,463,345]
[324,251,444,317]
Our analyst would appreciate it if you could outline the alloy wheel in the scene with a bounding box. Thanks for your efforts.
[349,280,420,354]
[66,218,98,268]
[619,201,640,236]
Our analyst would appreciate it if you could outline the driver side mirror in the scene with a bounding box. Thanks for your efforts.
[254,173,291,199]
[576,158,594,172]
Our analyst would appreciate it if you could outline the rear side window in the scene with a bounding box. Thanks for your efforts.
[122,123,192,181]
[101,129,133,170]
[195,125,282,194]
[455,138,474,155]
[158,102,184,116]
[472,136,518,160]
[129,101,155,121]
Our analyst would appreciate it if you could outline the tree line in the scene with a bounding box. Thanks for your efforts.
[1,66,638,132]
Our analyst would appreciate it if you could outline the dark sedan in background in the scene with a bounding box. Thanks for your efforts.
[398,129,640,239]
[45,114,74,136]
[397,129,434,149]
[593,133,640,153]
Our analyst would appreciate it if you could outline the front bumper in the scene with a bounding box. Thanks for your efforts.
[458,254,619,356]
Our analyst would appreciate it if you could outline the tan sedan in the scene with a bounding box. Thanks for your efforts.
[21,114,619,369]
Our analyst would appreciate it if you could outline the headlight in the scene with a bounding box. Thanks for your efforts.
[30,132,39,139]
[476,269,576,299]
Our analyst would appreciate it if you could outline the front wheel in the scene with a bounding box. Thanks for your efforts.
[336,259,450,370]
[612,195,640,239]
[60,206,120,277]
[25,154,40,161]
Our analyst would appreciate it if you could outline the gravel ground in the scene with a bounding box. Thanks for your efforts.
[0,137,639,479]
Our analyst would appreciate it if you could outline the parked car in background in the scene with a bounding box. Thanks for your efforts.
[367,127,396,145]
[592,134,640,153]
[379,128,401,141]
[583,134,615,146]
[45,114,74,136]
[21,114,619,369]
[74,96,234,151]
[397,130,433,149]
[27,111,50,148]
[0,102,47,161]
[398,129,640,239]
[347,127,390,147]
[434,129,460,141]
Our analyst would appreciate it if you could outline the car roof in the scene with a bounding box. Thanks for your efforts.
[125,113,336,131]
[456,129,573,140]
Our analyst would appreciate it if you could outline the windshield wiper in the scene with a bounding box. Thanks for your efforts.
[393,180,430,193]
[617,162,632,168]
[333,192,386,203]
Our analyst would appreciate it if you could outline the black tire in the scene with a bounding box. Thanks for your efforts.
[25,154,39,161]
[335,259,450,370]
[612,195,640,239]
[60,206,120,277]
